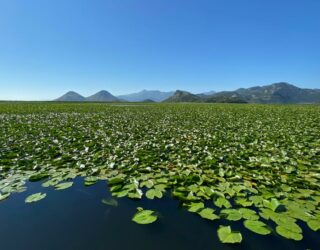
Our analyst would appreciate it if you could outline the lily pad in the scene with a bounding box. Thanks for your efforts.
[25,192,46,203]
[132,208,158,224]
[29,173,49,182]
[276,225,303,241]
[187,202,205,212]
[307,219,320,231]
[239,208,259,220]
[55,182,73,190]
[198,208,219,220]
[263,198,280,211]
[217,226,242,244]
[220,209,242,221]
[84,176,98,186]
[244,220,271,235]
[0,193,10,201]
[214,197,231,208]
[146,189,163,199]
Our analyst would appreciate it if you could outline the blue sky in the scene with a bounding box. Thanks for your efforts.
[0,0,319,100]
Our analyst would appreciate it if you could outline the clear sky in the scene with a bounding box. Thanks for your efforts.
[0,0,319,100]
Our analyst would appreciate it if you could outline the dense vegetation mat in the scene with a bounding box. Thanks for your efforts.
[0,103,319,243]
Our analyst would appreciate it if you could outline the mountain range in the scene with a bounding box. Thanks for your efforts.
[54,82,320,103]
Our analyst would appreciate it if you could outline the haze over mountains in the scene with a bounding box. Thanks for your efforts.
[118,90,174,102]
[55,82,320,104]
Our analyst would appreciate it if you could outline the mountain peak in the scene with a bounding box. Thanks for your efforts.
[271,82,297,88]
[86,90,118,102]
[96,90,111,94]
[55,91,85,102]
[163,90,202,103]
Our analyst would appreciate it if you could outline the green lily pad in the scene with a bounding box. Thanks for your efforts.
[55,182,73,190]
[108,176,125,185]
[220,209,242,221]
[128,189,143,199]
[214,197,231,208]
[29,173,49,182]
[307,219,320,231]
[112,189,129,198]
[187,202,204,212]
[217,225,242,244]
[198,208,219,220]
[84,176,98,186]
[276,225,303,241]
[42,179,60,188]
[146,189,163,199]
[0,193,10,201]
[239,208,259,220]
[140,180,154,188]
[263,198,280,211]
[132,208,158,224]
[25,192,46,203]
[244,220,271,235]
[236,198,253,207]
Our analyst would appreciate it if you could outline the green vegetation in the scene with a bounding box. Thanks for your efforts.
[217,226,242,243]
[0,102,320,244]
[25,192,47,203]
[132,207,158,224]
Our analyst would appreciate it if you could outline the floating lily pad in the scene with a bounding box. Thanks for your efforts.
[146,189,163,199]
[0,193,10,201]
[220,209,242,221]
[217,226,242,243]
[263,198,280,212]
[84,176,98,186]
[276,225,303,241]
[214,197,231,208]
[239,208,259,220]
[25,192,46,203]
[132,208,158,224]
[29,173,49,182]
[187,202,204,212]
[244,220,271,235]
[307,219,320,231]
[55,182,73,190]
[198,208,219,220]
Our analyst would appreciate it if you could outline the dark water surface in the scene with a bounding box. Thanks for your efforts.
[0,178,318,250]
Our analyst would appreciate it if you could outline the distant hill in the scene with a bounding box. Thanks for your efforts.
[197,90,216,98]
[117,90,174,102]
[55,91,85,102]
[232,82,320,103]
[85,90,119,102]
[141,99,155,103]
[205,82,320,104]
[162,83,320,103]
[204,92,248,103]
[163,90,202,103]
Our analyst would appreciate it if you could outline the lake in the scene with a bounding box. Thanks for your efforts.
[0,178,318,250]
